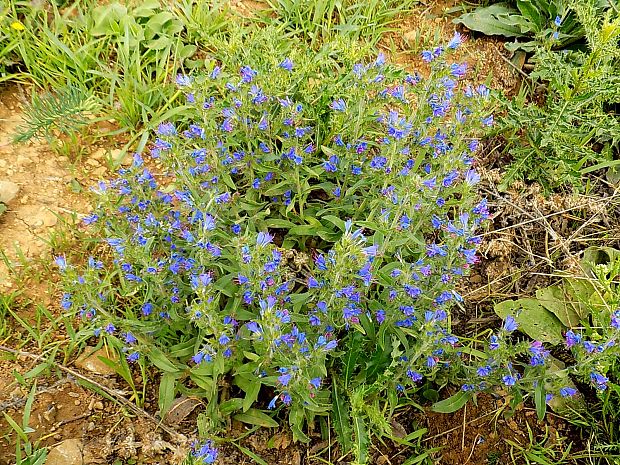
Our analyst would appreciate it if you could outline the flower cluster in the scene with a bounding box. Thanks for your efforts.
[56,34,506,452]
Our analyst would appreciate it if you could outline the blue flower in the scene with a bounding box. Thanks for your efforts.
[278,372,292,386]
[192,440,218,464]
[175,74,193,87]
[330,99,346,112]
[502,374,516,386]
[554,15,562,27]
[503,316,518,332]
[559,387,577,397]
[55,255,67,271]
[447,32,464,49]
[279,58,293,71]
[591,372,609,390]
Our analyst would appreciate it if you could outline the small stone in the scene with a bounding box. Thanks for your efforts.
[75,347,118,376]
[91,148,106,161]
[93,401,104,410]
[88,399,95,410]
[54,434,62,440]
[68,392,80,398]
[74,400,81,406]
[46,439,83,465]
[0,180,20,204]
[93,166,107,177]
[403,31,416,45]
[86,158,99,167]
[88,422,96,431]
[16,155,31,166]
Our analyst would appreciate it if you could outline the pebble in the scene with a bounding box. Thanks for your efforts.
[0,180,20,204]
[46,439,83,465]
[93,166,107,177]
[74,400,81,406]
[74,346,118,376]
[93,401,104,410]
[68,392,80,398]
[88,422,95,431]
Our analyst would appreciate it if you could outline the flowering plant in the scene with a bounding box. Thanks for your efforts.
[56,33,503,462]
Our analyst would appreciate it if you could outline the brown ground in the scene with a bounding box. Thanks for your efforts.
[0,1,612,464]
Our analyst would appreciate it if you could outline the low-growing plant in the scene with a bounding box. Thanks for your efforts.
[454,0,613,52]
[497,2,620,190]
[53,30,620,463]
[56,32,494,462]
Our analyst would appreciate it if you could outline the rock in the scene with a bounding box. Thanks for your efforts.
[91,148,106,161]
[85,158,99,167]
[93,401,104,410]
[93,166,107,177]
[75,347,118,376]
[0,181,19,204]
[46,439,83,465]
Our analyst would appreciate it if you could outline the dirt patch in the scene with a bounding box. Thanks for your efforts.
[419,393,576,465]
[0,86,93,291]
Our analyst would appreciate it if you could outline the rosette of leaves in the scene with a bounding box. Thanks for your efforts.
[454,0,613,51]
[57,33,492,463]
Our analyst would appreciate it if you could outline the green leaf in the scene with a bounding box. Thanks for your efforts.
[534,381,546,421]
[233,444,268,465]
[454,3,526,37]
[353,415,369,464]
[494,299,564,343]
[242,379,261,412]
[516,0,543,29]
[158,372,177,416]
[220,398,243,414]
[332,383,353,454]
[536,285,583,328]
[431,391,472,413]
[234,408,279,428]
[148,346,181,372]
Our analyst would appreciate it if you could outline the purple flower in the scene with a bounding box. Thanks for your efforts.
[554,15,562,27]
[477,365,492,377]
[566,329,581,349]
[55,255,67,271]
[240,65,257,83]
[278,373,292,386]
[126,352,140,363]
[279,58,293,71]
[309,377,321,389]
[330,99,346,112]
[256,231,273,246]
[503,316,518,332]
[447,32,464,49]
[175,74,192,87]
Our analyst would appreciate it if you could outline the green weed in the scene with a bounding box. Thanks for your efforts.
[264,0,418,46]
[497,2,620,190]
